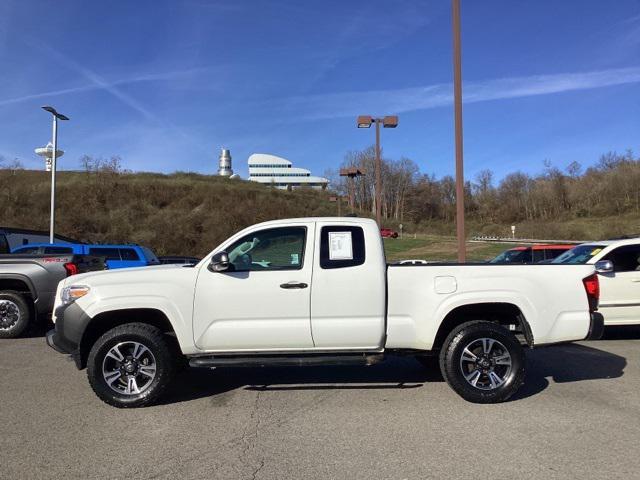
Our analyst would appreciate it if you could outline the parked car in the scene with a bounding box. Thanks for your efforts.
[490,244,575,264]
[380,228,398,238]
[12,243,160,269]
[0,253,106,338]
[158,256,201,265]
[47,217,602,408]
[552,238,640,325]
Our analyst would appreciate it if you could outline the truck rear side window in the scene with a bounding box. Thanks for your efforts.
[320,226,365,269]
[89,248,121,260]
[119,248,141,261]
[44,246,73,254]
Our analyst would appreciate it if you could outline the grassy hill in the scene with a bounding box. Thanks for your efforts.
[0,170,339,257]
[2,169,637,260]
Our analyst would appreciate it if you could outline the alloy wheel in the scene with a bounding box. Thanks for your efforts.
[459,337,512,390]
[102,341,157,395]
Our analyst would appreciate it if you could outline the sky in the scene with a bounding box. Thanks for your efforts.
[0,0,639,183]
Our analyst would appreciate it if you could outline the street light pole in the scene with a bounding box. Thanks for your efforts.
[41,106,69,243]
[452,0,466,262]
[357,115,398,227]
[49,115,58,243]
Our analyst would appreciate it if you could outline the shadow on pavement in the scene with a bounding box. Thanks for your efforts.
[20,323,50,339]
[161,342,627,406]
[159,356,440,405]
[512,343,627,400]
[601,325,640,340]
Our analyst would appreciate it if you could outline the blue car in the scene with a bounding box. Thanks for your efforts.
[11,243,160,269]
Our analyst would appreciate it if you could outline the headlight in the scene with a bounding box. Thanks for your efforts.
[61,285,91,305]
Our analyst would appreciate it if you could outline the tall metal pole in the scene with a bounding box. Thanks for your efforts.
[374,119,382,227]
[49,116,58,243]
[452,0,466,262]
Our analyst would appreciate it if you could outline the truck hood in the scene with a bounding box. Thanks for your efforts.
[63,263,194,287]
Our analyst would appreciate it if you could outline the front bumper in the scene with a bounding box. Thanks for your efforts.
[45,302,91,369]
[585,312,605,341]
[46,329,75,354]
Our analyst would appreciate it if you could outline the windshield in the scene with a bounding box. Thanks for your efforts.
[552,245,605,264]
[490,248,531,264]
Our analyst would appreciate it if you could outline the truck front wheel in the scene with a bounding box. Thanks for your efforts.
[440,320,524,403]
[87,323,175,408]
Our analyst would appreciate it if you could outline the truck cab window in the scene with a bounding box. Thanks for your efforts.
[226,227,306,272]
[15,246,40,254]
[320,226,365,269]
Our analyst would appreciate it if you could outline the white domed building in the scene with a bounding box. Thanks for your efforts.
[247,154,328,190]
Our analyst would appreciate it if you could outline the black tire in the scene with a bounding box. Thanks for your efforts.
[0,291,31,339]
[87,323,175,408]
[439,320,524,403]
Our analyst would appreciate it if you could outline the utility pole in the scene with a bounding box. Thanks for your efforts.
[374,119,382,226]
[452,0,466,262]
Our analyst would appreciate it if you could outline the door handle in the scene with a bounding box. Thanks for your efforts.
[280,282,308,289]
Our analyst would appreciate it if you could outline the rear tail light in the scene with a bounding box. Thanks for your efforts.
[63,262,79,277]
[582,273,599,312]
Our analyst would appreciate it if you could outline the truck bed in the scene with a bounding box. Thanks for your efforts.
[386,262,596,349]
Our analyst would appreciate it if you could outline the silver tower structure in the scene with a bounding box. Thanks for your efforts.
[217,148,233,177]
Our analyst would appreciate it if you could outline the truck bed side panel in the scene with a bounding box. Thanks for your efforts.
[386,264,595,350]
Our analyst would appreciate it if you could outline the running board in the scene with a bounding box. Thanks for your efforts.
[188,353,384,368]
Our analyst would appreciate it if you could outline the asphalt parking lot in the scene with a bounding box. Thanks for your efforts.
[1,328,639,480]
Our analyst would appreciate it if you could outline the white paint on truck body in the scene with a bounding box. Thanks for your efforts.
[54,217,595,356]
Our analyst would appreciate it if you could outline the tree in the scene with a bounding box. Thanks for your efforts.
[0,156,24,175]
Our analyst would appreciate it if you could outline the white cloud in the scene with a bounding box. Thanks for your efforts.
[270,66,640,120]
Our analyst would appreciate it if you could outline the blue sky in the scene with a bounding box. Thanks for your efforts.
[0,0,639,182]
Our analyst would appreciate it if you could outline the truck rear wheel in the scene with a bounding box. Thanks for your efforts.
[87,323,175,408]
[440,320,524,403]
[0,291,31,339]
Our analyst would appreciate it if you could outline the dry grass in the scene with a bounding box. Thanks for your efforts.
[383,236,509,262]
[2,169,635,260]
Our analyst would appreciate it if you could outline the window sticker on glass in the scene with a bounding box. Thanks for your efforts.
[329,231,353,260]
[590,248,602,256]
[290,253,299,265]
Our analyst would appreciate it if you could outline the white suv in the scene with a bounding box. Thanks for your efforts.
[553,238,640,325]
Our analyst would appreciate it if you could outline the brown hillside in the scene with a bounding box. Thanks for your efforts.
[0,170,340,257]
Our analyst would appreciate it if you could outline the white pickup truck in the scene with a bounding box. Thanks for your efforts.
[46,217,604,408]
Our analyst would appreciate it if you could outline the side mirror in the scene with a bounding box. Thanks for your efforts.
[595,260,613,274]
[209,251,230,272]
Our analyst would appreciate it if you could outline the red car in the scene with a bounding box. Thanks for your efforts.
[380,228,398,239]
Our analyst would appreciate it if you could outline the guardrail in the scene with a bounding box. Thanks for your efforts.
[470,236,585,245]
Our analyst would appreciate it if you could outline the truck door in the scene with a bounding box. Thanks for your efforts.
[192,224,315,351]
[310,222,386,349]
[599,245,640,324]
